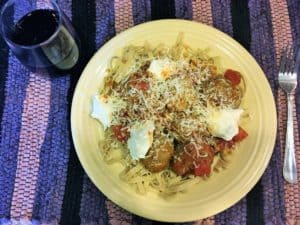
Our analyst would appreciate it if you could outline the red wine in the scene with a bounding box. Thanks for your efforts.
[8,9,79,73]
[11,9,59,46]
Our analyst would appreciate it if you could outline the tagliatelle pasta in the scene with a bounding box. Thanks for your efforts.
[92,34,248,196]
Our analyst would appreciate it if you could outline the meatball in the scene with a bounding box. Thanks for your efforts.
[142,140,174,173]
[205,77,242,108]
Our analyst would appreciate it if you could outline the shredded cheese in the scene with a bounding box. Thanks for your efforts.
[94,34,246,196]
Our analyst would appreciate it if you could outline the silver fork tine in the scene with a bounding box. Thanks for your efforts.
[287,45,294,74]
[279,46,289,74]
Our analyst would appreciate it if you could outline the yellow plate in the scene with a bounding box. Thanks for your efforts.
[71,19,277,222]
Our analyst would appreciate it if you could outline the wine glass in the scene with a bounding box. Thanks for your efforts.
[0,0,80,73]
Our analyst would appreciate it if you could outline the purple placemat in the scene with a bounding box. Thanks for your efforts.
[0,0,299,224]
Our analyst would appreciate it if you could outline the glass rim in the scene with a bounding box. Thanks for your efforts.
[0,0,64,49]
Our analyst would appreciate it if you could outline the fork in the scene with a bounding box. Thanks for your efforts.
[279,45,299,184]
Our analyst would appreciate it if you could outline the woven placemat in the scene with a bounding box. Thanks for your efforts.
[0,0,299,224]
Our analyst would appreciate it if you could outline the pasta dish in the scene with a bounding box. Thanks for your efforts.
[91,34,248,195]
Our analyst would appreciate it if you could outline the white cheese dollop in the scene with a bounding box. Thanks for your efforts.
[208,108,244,141]
[127,120,155,160]
[147,58,176,81]
[91,95,126,130]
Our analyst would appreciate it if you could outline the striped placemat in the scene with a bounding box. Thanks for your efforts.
[0,0,299,225]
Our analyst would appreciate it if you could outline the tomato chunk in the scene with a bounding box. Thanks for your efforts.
[215,139,235,152]
[112,125,130,142]
[224,69,242,86]
[233,126,248,142]
[130,80,149,91]
[194,162,211,176]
